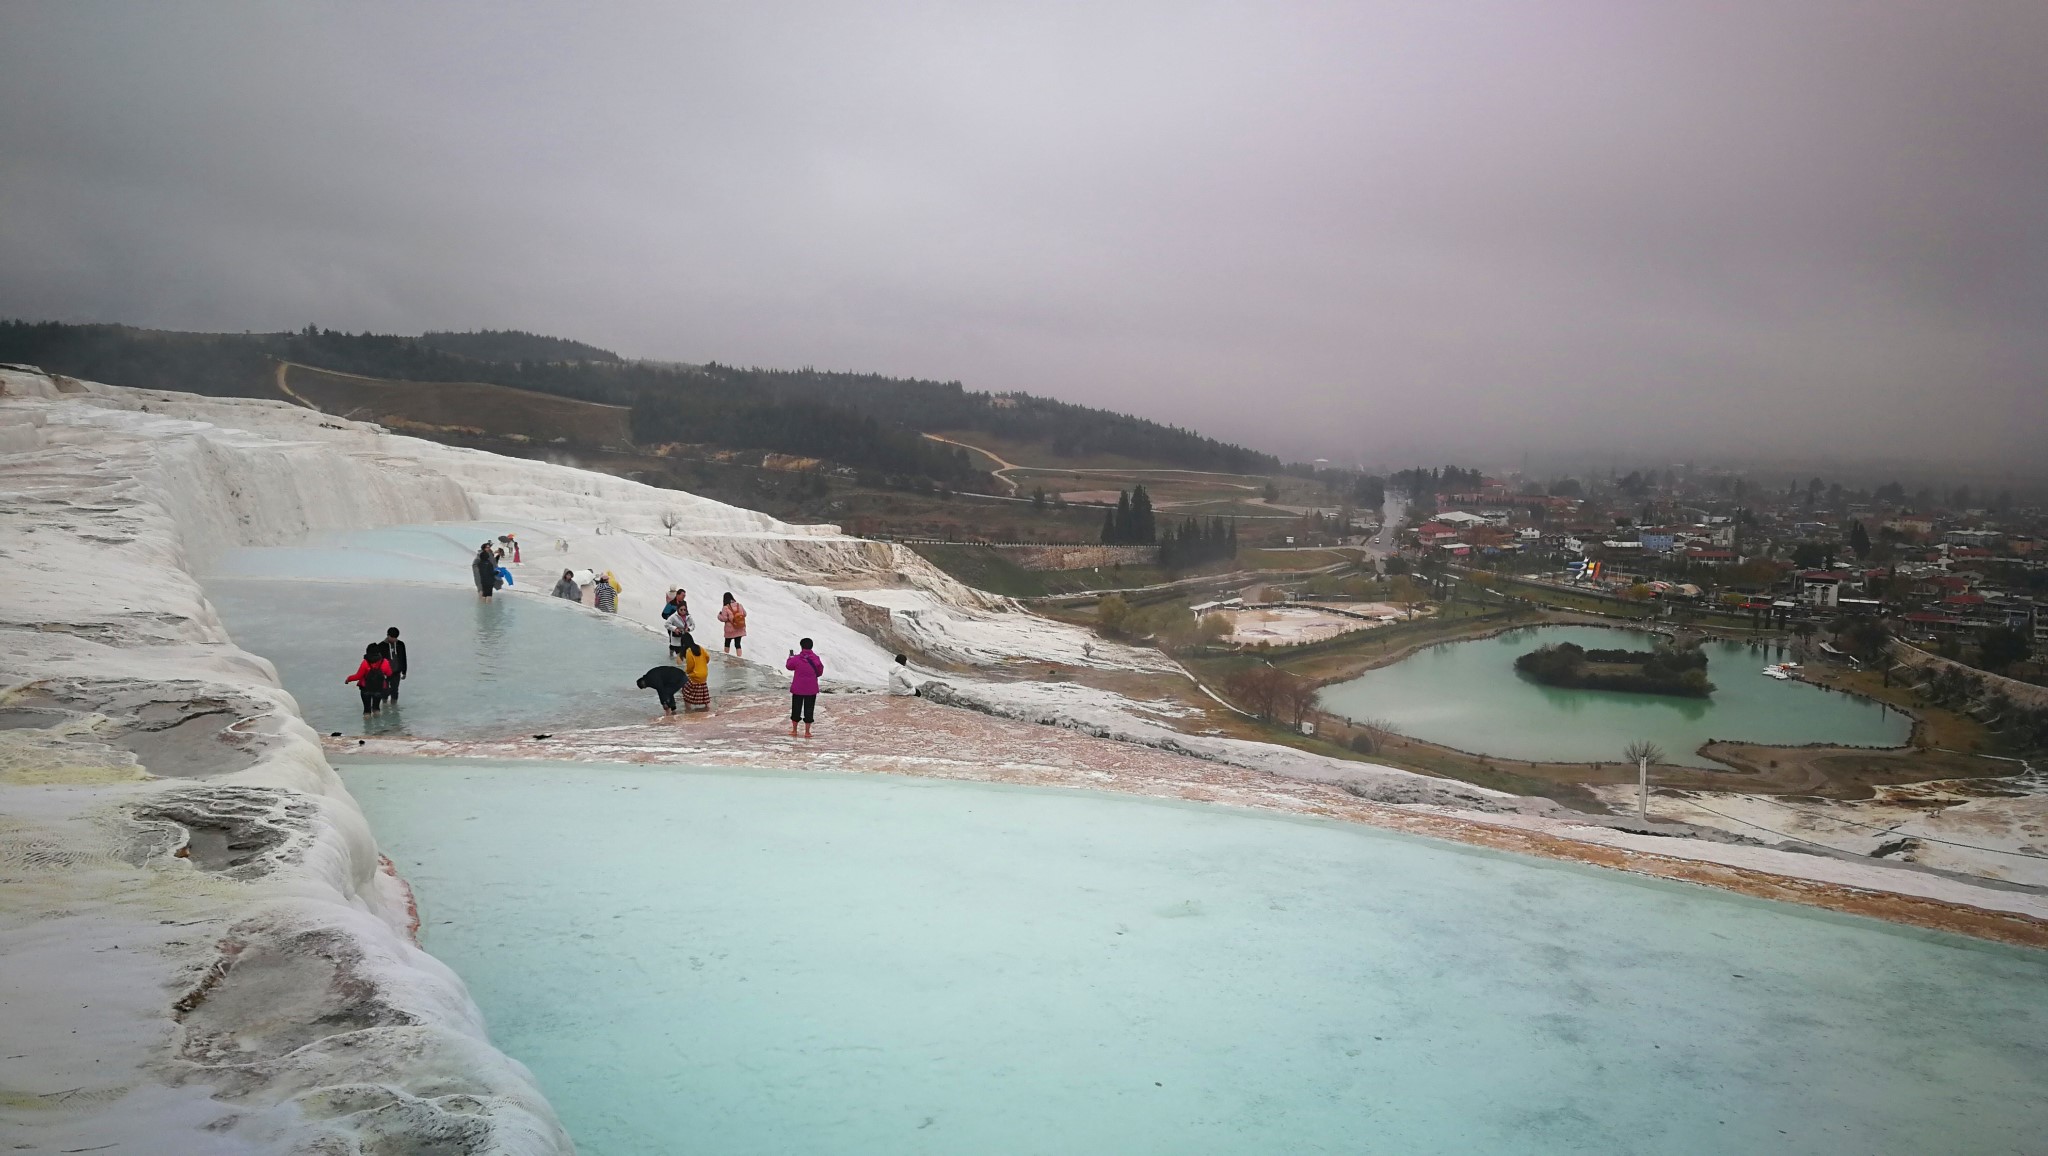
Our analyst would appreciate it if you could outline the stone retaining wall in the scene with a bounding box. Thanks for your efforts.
[1891,641,2048,709]
[998,544,1156,570]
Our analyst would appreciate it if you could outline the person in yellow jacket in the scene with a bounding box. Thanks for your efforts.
[678,632,712,712]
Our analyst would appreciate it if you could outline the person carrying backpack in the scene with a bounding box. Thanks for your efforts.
[345,644,394,715]
[785,638,823,738]
[717,592,747,656]
[594,572,619,614]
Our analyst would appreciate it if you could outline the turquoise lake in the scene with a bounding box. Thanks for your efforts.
[1316,625,1911,767]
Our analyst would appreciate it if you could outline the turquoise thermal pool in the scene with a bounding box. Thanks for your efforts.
[203,525,765,737]
[344,758,2048,1156]
[1316,624,1911,766]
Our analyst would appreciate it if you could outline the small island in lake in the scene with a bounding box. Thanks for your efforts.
[1514,639,1716,698]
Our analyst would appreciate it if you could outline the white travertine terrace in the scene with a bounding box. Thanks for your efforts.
[0,366,1481,1152]
[3,365,2040,1151]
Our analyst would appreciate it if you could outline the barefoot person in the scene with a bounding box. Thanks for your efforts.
[678,632,712,712]
[717,592,747,657]
[663,589,694,662]
[636,665,688,717]
[472,543,498,599]
[345,644,395,716]
[785,638,823,737]
[382,627,408,702]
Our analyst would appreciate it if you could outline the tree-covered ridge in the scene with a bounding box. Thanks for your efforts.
[628,390,978,484]
[0,320,1281,476]
[417,329,621,364]
[0,321,276,395]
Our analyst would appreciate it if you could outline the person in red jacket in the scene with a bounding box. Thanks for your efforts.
[785,638,823,737]
[344,643,395,715]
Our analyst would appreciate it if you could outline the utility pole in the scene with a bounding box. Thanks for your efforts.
[1623,741,1665,823]
[1638,755,1649,822]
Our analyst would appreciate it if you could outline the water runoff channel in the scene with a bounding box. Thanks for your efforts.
[202,524,2048,1156]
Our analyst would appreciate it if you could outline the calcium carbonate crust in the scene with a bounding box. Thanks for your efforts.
[0,365,1501,1152]
[2,367,571,1154]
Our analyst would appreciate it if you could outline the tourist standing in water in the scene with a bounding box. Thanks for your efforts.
[663,588,693,661]
[345,644,395,715]
[594,572,619,613]
[717,592,746,656]
[786,638,823,737]
[472,543,498,598]
[383,627,407,702]
[678,632,711,712]
[636,664,687,717]
[553,569,582,601]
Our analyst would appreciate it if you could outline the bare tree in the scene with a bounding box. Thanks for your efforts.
[1622,740,1666,765]
[1347,717,1396,755]
[1279,673,1321,731]
[661,510,680,536]
[1225,665,1288,721]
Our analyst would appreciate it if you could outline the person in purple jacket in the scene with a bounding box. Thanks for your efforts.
[785,638,823,738]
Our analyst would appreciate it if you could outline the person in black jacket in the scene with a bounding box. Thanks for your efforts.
[636,665,688,716]
[382,627,408,702]
[472,543,498,598]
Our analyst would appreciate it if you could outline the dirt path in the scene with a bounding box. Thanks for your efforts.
[921,433,1021,494]
[273,361,322,411]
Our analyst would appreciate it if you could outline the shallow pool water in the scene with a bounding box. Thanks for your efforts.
[344,758,2048,1156]
[206,522,519,584]
[1317,624,1911,766]
[204,578,767,738]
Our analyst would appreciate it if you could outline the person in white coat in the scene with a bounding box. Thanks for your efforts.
[887,654,919,697]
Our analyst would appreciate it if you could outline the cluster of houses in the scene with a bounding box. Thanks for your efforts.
[1397,472,2047,654]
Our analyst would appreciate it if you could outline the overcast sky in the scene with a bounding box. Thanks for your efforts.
[2,1,2042,470]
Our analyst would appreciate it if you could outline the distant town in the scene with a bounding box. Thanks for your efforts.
[1395,467,2043,681]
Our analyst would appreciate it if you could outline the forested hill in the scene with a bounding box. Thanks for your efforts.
[417,329,621,364]
[0,320,1280,476]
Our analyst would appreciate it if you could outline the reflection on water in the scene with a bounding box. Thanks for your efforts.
[1318,624,1910,766]
[205,578,772,739]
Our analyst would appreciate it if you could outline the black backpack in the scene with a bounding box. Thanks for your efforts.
[362,662,390,696]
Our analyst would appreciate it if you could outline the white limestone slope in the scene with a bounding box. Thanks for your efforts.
[0,366,1486,1153]
[1,369,572,1154]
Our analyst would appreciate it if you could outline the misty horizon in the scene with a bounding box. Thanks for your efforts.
[2,2,2043,472]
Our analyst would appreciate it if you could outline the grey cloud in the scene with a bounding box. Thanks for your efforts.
[2,0,2042,470]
